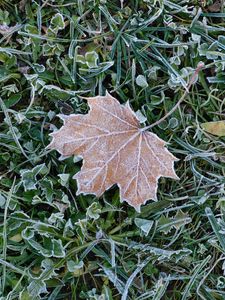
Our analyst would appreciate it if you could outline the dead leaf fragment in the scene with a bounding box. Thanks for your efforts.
[48,92,178,211]
[0,24,20,44]
[207,0,222,12]
[201,120,225,137]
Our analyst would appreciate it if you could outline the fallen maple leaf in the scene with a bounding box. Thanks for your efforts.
[48,92,178,211]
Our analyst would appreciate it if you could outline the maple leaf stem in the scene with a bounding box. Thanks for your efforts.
[142,62,205,132]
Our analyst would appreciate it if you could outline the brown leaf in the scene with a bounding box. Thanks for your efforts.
[201,120,225,137]
[207,0,221,12]
[48,92,178,211]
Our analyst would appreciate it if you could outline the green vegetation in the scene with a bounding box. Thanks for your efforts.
[0,0,225,299]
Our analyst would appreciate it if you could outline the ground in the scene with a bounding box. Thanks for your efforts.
[0,0,225,299]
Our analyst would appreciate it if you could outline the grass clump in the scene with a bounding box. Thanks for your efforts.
[0,0,225,299]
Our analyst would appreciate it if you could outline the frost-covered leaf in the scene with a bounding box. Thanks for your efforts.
[135,110,147,123]
[173,210,192,230]
[136,75,148,88]
[27,280,47,298]
[129,242,192,262]
[58,173,70,186]
[217,276,225,289]
[48,92,178,211]
[67,260,84,272]
[48,238,65,257]
[22,226,35,240]
[24,233,65,258]
[134,218,154,236]
[40,258,58,280]
[63,219,74,237]
[198,42,220,60]
[48,212,64,226]
[39,178,55,202]
[86,202,101,220]
[157,215,173,234]
[50,13,65,31]
[9,211,30,231]
[29,258,57,281]
[76,54,86,64]
[20,164,49,191]
[158,210,191,234]
[19,290,34,300]
[85,51,99,68]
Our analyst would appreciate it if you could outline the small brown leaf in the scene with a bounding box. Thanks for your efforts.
[201,120,225,137]
[207,0,221,12]
[48,92,178,211]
